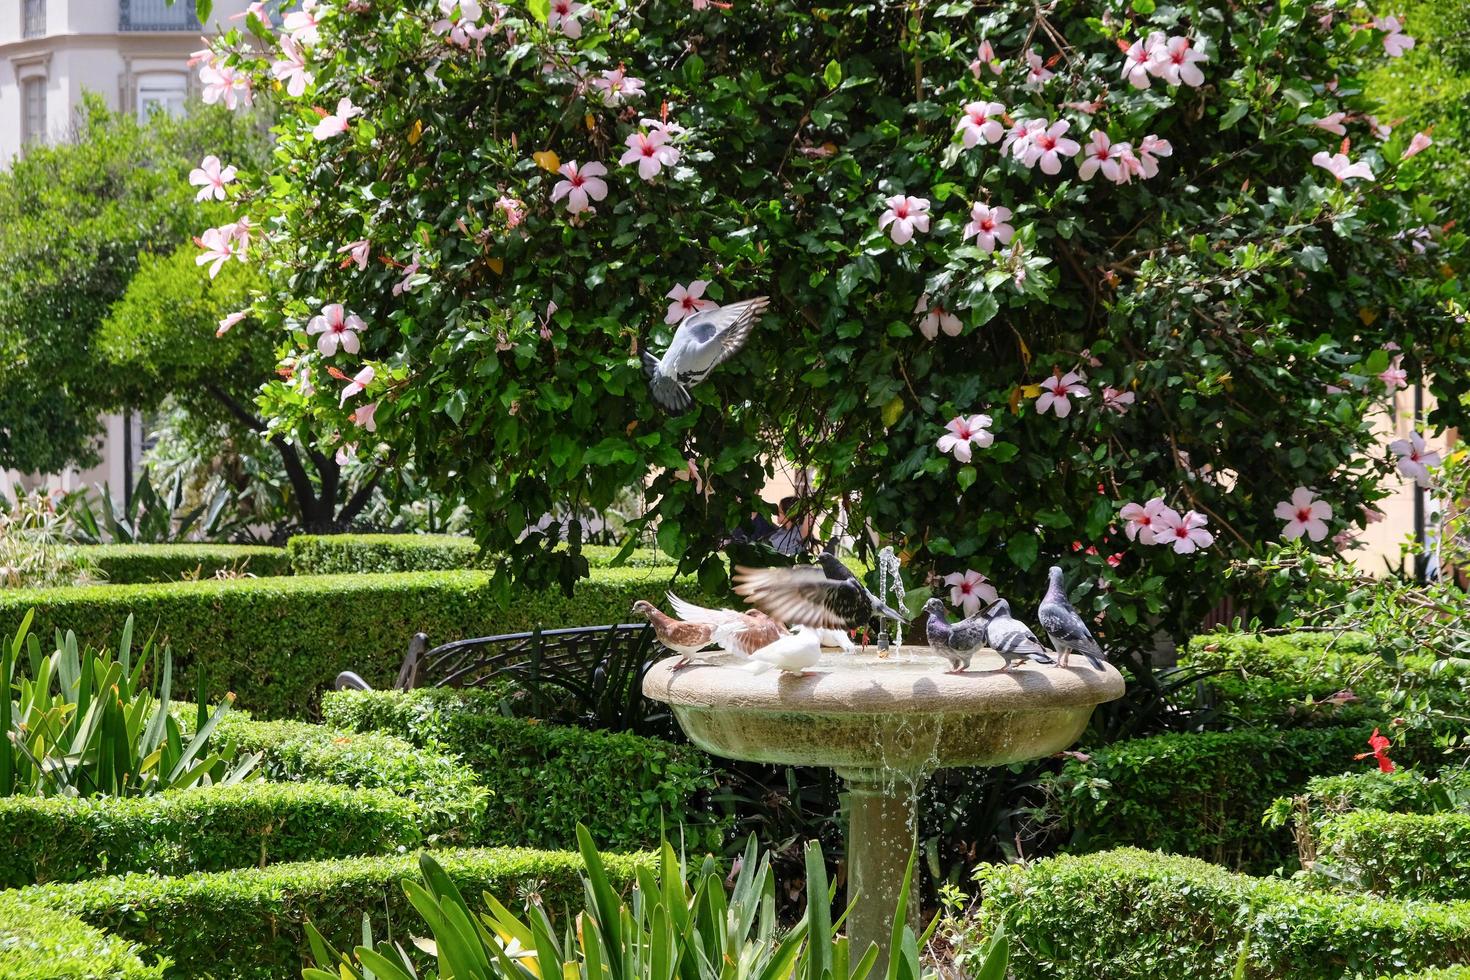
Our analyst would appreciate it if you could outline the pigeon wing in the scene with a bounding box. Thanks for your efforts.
[946,617,989,652]
[990,621,1048,657]
[733,564,868,630]
[667,591,747,627]
[677,298,768,382]
[1038,601,1103,656]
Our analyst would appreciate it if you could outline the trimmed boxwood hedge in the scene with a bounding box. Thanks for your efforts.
[968,848,1470,979]
[22,846,652,980]
[0,782,420,889]
[321,688,723,850]
[71,543,292,584]
[0,567,715,718]
[1313,810,1470,902]
[204,711,489,842]
[0,894,166,979]
[1043,725,1432,873]
[1285,768,1470,828]
[285,534,675,574]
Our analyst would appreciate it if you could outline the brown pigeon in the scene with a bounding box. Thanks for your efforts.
[632,599,715,669]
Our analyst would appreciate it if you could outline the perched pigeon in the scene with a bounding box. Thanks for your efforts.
[744,625,822,675]
[983,598,1055,670]
[733,553,908,632]
[632,599,714,669]
[1037,565,1105,669]
[814,627,855,651]
[922,597,990,673]
[642,297,769,413]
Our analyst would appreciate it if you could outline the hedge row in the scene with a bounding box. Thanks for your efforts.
[204,710,489,842]
[1287,768,1470,828]
[968,848,1470,979]
[321,688,723,851]
[0,782,420,889]
[0,567,715,718]
[285,535,676,574]
[0,893,166,979]
[69,543,294,584]
[22,845,653,980]
[1043,725,1429,873]
[1313,810,1470,902]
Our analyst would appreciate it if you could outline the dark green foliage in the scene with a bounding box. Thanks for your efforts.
[206,711,488,843]
[72,544,292,584]
[21,846,652,980]
[968,848,1470,979]
[0,893,166,979]
[1042,726,1428,872]
[1284,768,1470,828]
[1313,810,1470,902]
[321,688,722,850]
[0,98,264,474]
[0,567,713,718]
[0,782,419,888]
[285,534,674,574]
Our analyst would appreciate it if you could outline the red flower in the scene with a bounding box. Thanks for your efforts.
[1355,728,1395,773]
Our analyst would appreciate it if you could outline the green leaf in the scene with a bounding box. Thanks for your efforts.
[1006,535,1039,571]
[955,466,976,491]
[823,60,843,89]
[1218,101,1250,131]
[527,0,550,24]
[195,0,213,24]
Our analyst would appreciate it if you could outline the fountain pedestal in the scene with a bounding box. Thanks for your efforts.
[643,645,1124,963]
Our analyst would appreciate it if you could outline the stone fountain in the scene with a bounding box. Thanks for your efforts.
[642,641,1124,960]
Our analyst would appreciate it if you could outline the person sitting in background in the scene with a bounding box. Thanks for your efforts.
[766,496,816,556]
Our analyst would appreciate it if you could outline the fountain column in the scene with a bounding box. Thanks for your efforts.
[839,767,924,967]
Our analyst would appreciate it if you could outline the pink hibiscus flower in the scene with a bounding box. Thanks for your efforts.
[956,101,1006,149]
[962,203,1014,253]
[1156,509,1214,553]
[551,160,609,214]
[878,195,931,246]
[1312,150,1374,182]
[1035,370,1090,417]
[620,130,679,180]
[665,281,718,324]
[1018,120,1080,176]
[1102,386,1135,414]
[1149,35,1208,87]
[936,413,994,463]
[914,294,962,340]
[306,303,366,356]
[1275,487,1332,542]
[312,97,362,140]
[1120,497,1171,545]
[944,569,999,618]
[1389,430,1441,488]
[189,155,237,202]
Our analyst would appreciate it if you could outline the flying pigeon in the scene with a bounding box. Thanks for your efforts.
[922,597,990,673]
[732,553,908,632]
[642,297,769,413]
[1037,565,1105,669]
[632,599,714,669]
[665,591,784,655]
[744,625,822,675]
[983,598,1055,670]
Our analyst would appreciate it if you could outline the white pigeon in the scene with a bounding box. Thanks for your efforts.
[642,297,769,413]
[814,627,855,651]
[745,625,822,675]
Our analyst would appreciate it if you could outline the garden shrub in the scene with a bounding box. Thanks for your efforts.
[321,688,723,850]
[22,845,653,980]
[1311,810,1470,902]
[967,848,1470,979]
[1282,767,1470,828]
[203,711,489,842]
[70,543,292,584]
[1043,725,1432,872]
[0,893,165,979]
[0,782,419,889]
[0,567,714,718]
[286,533,674,574]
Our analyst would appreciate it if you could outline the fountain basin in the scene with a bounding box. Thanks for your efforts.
[642,645,1125,775]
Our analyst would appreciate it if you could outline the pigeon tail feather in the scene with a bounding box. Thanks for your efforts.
[646,366,693,413]
[744,658,775,675]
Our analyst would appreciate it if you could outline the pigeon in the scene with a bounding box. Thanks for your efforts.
[1037,565,1105,669]
[632,599,714,669]
[642,297,770,413]
[983,598,1055,670]
[665,591,784,655]
[922,597,990,673]
[732,553,908,632]
[814,627,855,651]
[744,625,822,675]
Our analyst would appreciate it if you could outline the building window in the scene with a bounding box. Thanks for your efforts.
[136,74,188,120]
[21,77,47,146]
[23,0,46,38]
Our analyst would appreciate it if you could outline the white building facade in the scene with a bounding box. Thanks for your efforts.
[0,0,252,501]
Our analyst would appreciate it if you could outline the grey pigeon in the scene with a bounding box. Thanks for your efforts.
[922,597,990,673]
[733,553,908,631]
[1037,565,1105,669]
[984,598,1055,670]
[642,297,769,412]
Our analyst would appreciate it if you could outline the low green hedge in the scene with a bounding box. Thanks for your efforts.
[0,567,714,718]
[1043,725,1430,873]
[321,688,722,850]
[71,543,292,584]
[285,534,674,574]
[0,782,420,888]
[1384,970,1470,979]
[1312,810,1470,902]
[968,848,1470,979]
[22,846,652,980]
[1282,768,1470,828]
[0,894,166,979]
[205,711,489,842]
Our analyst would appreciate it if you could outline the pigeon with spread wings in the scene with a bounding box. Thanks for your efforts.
[642,297,769,413]
[665,590,785,656]
[732,553,908,631]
